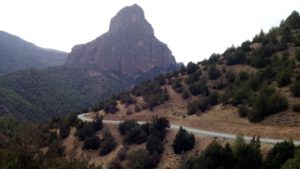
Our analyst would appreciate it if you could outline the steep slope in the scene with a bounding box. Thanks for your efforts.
[0,67,133,121]
[0,31,67,75]
[66,4,177,76]
[88,11,300,139]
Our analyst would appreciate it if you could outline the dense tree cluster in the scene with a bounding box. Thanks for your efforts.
[276,67,292,87]
[118,120,139,135]
[118,117,169,145]
[0,65,132,122]
[183,47,292,121]
[117,117,170,169]
[1,114,300,169]
[208,53,221,64]
[220,11,300,70]
[205,61,291,122]
[224,48,248,65]
[99,130,117,155]
[284,11,300,29]
[181,89,191,99]
[248,86,288,122]
[154,74,166,86]
[290,79,300,97]
[59,124,70,139]
[189,82,209,96]
[208,64,221,80]
[76,116,117,155]
[186,62,199,75]
[180,135,298,169]
[187,92,220,115]
[172,127,195,154]
[132,81,169,110]
[171,78,184,93]
[92,99,119,114]
[0,116,103,169]
[186,71,201,84]
[282,150,300,169]
[295,49,300,61]
[83,135,101,150]
[127,149,161,169]
[118,92,136,105]
[292,103,300,112]
[264,140,295,169]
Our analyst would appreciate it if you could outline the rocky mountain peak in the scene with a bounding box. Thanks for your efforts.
[66,4,177,75]
[109,4,153,36]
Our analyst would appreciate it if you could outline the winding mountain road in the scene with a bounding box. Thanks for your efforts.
[78,114,300,145]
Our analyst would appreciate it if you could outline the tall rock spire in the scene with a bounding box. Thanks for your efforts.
[66,4,177,75]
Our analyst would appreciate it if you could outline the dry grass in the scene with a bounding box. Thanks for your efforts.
[156,130,222,169]
[224,64,257,74]
[63,127,77,158]
[99,81,300,140]
[61,124,124,168]
[76,62,300,167]
[58,124,274,169]
[68,109,280,169]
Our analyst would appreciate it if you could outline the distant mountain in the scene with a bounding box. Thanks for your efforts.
[0,4,178,121]
[66,4,177,76]
[0,31,67,75]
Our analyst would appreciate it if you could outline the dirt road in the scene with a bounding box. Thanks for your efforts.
[77,114,300,145]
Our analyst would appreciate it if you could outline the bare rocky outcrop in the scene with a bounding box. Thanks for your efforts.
[66,4,177,75]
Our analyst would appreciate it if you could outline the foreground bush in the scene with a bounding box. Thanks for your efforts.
[99,130,117,155]
[172,127,195,154]
[208,64,221,80]
[248,87,288,122]
[118,120,139,135]
[264,140,295,169]
[186,62,198,74]
[282,150,300,169]
[146,133,164,154]
[127,149,160,169]
[124,125,147,144]
[83,135,101,150]
[189,82,209,96]
[292,104,300,112]
[59,124,70,139]
[77,123,96,140]
[290,80,300,97]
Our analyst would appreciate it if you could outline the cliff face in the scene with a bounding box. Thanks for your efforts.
[66,4,177,75]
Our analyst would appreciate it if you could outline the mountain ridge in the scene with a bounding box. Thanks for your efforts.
[0,30,67,75]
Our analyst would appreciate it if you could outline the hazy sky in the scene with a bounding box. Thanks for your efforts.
[0,0,300,64]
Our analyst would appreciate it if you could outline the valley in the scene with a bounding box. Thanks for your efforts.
[1,3,300,169]
[0,4,179,121]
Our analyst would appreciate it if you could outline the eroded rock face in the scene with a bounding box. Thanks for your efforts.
[66,4,177,75]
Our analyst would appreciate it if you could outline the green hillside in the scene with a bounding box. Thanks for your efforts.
[0,64,177,121]
[0,31,67,75]
[0,67,133,121]
[92,11,300,123]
